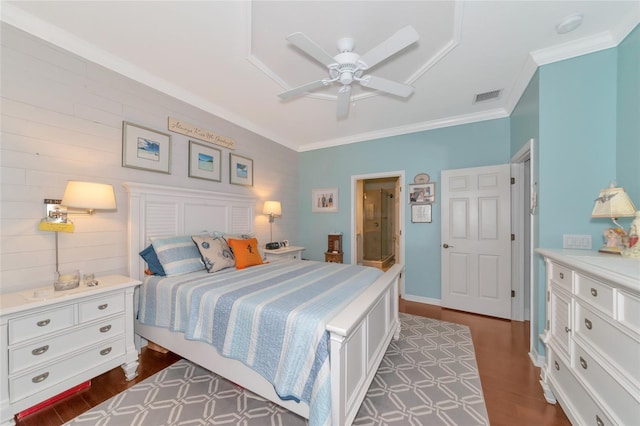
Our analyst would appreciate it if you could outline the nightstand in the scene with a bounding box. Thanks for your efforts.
[0,275,141,425]
[263,245,305,261]
[324,251,343,263]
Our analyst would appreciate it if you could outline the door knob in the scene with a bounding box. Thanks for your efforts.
[443,243,453,248]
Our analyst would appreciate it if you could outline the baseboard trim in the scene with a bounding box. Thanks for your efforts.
[402,294,441,306]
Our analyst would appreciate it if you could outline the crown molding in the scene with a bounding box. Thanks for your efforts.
[298,108,509,152]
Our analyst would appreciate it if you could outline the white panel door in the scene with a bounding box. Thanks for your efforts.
[441,164,511,319]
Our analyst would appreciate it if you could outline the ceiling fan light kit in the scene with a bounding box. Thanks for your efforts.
[278,26,420,119]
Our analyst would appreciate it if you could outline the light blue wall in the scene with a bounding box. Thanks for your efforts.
[616,25,640,204]
[299,118,510,300]
[510,70,539,158]
[535,49,618,355]
[539,49,618,250]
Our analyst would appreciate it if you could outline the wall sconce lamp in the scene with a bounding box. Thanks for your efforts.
[38,181,117,290]
[591,184,637,255]
[262,200,282,245]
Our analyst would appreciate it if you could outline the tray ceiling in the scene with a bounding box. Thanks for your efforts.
[2,1,638,151]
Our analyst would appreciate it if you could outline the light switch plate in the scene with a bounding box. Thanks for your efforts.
[563,234,592,250]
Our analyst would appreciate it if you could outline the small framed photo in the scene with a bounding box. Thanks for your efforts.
[122,121,171,174]
[188,140,221,182]
[312,188,338,213]
[229,153,253,187]
[408,183,436,204]
[411,204,432,223]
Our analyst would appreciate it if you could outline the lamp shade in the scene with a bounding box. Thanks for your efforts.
[62,181,117,210]
[263,201,282,217]
[591,186,636,218]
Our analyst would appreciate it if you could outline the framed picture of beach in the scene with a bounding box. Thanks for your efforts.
[188,140,221,182]
[229,153,253,186]
[122,121,171,174]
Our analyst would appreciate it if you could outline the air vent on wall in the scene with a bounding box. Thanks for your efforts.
[474,89,502,103]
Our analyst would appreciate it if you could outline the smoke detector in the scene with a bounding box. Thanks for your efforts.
[556,13,583,34]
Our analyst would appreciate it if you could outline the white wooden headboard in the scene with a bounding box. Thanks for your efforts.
[124,182,255,280]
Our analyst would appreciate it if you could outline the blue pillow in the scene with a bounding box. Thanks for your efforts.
[139,245,166,276]
[151,235,204,276]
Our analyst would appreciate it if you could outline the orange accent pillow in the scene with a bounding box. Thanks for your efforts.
[227,237,263,269]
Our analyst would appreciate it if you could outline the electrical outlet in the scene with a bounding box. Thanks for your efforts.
[563,234,592,250]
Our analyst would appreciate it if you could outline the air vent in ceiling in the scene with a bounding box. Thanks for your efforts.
[474,89,502,103]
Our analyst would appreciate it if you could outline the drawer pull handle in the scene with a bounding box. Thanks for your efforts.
[564,326,571,333]
[590,288,598,297]
[559,272,564,279]
[100,347,112,356]
[580,356,588,370]
[596,415,604,426]
[554,361,560,371]
[585,318,592,330]
[32,372,49,383]
[99,325,112,333]
[36,319,50,327]
[32,345,49,356]
[98,304,108,310]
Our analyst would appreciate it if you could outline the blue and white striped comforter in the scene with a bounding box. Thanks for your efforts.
[138,260,382,426]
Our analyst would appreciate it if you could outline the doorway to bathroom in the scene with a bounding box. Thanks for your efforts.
[351,172,404,279]
[362,182,396,270]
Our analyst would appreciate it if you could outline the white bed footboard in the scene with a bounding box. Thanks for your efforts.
[327,263,402,425]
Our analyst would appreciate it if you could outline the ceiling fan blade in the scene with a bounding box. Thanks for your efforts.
[278,80,327,100]
[286,32,336,67]
[360,75,414,97]
[358,25,419,70]
[336,85,351,119]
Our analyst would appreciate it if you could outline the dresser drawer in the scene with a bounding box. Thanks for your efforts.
[9,337,125,403]
[572,340,640,424]
[549,262,572,291]
[79,293,124,323]
[549,284,572,359]
[575,273,614,317]
[8,305,75,345]
[548,348,614,426]
[575,302,640,388]
[9,315,125,374]
[618,290,640,335]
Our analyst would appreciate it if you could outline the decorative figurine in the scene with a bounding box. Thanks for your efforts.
[622,211,640,258]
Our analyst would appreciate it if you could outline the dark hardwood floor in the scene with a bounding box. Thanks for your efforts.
[15,301,570,426]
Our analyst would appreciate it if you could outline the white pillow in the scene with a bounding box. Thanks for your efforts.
[191,235,236,273]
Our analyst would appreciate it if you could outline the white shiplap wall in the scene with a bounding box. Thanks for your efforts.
[0,23,299,294]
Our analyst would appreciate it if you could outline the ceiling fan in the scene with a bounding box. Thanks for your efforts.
[278,26,419,119]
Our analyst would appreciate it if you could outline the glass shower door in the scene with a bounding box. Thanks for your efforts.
[363,189,391,262]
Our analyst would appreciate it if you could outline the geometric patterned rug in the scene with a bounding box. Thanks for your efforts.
[65,313,488,426]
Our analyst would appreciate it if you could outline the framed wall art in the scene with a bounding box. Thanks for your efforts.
[411,204,432,223]
[188,140,221,182]
[122,121,171,174]
[229,153,253,186]
[408,182,436,204]
[312,188,338,213]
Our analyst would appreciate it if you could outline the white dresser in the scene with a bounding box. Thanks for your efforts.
[0,275,140,425]
[263,245,305,261]
[537,249,640,426]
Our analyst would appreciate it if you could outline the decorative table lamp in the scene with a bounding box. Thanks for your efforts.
[39,181,117,290]
[591,185,636,255]
[263,200,282,247]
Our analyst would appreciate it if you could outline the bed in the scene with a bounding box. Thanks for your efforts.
[124,182,403,425]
